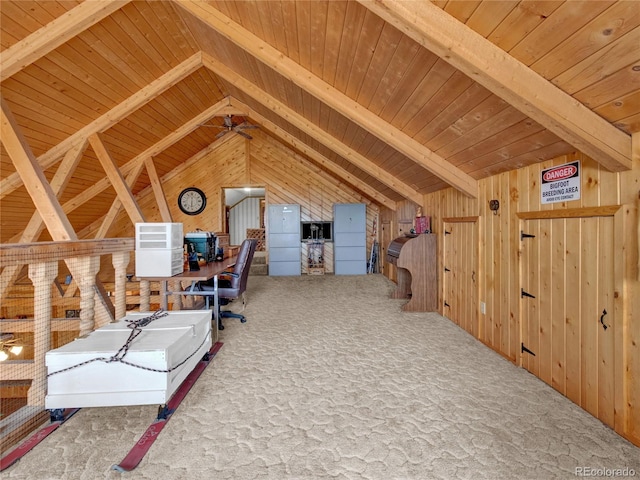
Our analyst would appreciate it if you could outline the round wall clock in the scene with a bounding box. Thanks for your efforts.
[178,187,207,215]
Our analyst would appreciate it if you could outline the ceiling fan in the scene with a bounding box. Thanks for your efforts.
[200,115,259,139]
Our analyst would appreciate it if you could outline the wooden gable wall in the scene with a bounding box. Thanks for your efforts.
[101,130,378,275]
[382,150,640,446]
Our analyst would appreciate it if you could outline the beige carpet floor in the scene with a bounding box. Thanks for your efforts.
[3,274,639,479]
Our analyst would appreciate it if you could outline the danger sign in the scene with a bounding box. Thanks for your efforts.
[541,161,580,204]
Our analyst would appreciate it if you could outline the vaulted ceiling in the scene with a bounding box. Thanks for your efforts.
[1,0,638,244]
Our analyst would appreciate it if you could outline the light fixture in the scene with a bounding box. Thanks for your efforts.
[0,333,24,362]
[243,187,251,192]
[489,199,500,215]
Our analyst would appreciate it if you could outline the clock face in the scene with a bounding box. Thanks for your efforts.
[178,187,206,215]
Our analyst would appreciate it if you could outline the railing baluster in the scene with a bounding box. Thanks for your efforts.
[27,261,57,406]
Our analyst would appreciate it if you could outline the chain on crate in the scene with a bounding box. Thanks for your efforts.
[47,309,206,376]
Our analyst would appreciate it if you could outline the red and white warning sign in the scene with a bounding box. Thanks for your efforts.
[541,161,580,204]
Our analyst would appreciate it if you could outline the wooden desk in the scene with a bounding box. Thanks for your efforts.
[137,257,238,332]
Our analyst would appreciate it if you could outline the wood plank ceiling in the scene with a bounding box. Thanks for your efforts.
[1,0,638,243]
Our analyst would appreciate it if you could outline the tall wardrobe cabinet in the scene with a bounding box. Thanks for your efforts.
[333,203,367,275]
[268,204,301,276]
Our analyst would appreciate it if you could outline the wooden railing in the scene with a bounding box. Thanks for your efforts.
[0,238,135,397]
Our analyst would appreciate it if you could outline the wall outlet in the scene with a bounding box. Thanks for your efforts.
[480,302,486,314]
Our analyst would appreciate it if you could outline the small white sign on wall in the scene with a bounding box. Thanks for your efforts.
[541,161,581,204]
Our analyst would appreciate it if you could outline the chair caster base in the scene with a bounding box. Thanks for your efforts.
[240,318,247,323]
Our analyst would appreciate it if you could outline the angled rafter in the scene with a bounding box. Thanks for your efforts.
[95,159,147,239]
[231,98,397,210]
[61,98,230,215]
[358,0,631,172]
[202,54,422,205]
[0,0,131,82]
[1,96,77,241]
[176,1,478,198]
[0,140,87,300]
[144,156,173,222]
[75,133,241,240]
[0,52,202,200]
[88,132,145,224]
[2,97,113,320]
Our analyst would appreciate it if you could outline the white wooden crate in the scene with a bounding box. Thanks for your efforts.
[45,310,212,409]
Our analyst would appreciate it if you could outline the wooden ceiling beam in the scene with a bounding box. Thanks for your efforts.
[177,1,478,198]
[232,99,397,210]
[1,96,77,241]
[144,157,173,223]
[0,0,131,82]
[95,160,147,239]
[61,98,230,214]
[0,141,87,301]
[358,0,632,172]
[0,52,202,200]
[88,132,145,225]
[202,54,423,206]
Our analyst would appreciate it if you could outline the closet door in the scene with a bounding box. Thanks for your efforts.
[268,204,301,276]
[520,216,615,428]
[334,203,366,275]
[443,220,478,337]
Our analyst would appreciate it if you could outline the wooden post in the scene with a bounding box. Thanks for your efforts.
[139,279,150,312]
[27,261,57,405]
[111,251,129,321]
[71,256,100,336]
[171,280,182,311]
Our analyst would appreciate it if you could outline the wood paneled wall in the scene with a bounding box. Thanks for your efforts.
[106,130,379,274]
[250,132,379,273]
[395,152,639,446]
[228,197,261,245]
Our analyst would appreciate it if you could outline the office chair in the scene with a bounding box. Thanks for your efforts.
[200,238,257,330]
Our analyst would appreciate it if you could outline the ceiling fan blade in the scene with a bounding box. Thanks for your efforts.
[238,125,259,130]
[215,130,230,139]
[235,130,253,140]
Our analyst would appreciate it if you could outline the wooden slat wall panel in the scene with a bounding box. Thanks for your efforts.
[250,132,379,273]
[1,2,199,156]
[408,150,639,445]
[226,88,405,202]
[103,130,378,276]
[185,1,584,194]
[0,1,83,49]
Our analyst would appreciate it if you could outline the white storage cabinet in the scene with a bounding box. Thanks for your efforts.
[135,222,184,277]
[268,204,301,276]
[45,310,212,409]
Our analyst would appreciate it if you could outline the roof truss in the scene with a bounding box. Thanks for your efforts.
[1,0,634,231]
[358,0,632,172]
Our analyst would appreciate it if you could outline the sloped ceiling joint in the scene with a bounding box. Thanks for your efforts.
[0,96,77,241]
[88,132,146,224]
[0,0,132,82]
[0,52,203,200]
[0,140,88,301]
[229,98,397,210]
[175,0,478,199]
[61,98,231,215]
[144,156,173,223]
[357,0,632,173]
[82,133,243,240]
[5,141,88,245]
[94,159,147,240]
[202,54,423,206]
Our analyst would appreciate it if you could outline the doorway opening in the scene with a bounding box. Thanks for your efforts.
[222,187,265,247]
